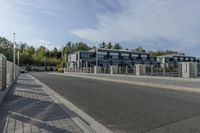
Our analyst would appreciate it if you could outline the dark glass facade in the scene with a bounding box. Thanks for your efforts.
[68,49,156,68]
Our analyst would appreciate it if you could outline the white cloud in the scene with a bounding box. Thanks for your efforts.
[0,0,60,44]
[33,40,60,50]
[12,0,59,17]
[71,0,200,51]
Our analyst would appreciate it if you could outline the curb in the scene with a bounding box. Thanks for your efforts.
[30,74,113,133]
[62,72,200,82]
[52,72,200,95]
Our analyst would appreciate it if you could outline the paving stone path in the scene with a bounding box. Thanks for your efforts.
[0,74,84,133]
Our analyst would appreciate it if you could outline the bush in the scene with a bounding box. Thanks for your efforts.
[58,68,64,73]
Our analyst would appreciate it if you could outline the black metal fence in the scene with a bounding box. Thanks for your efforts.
[64,62,200,78]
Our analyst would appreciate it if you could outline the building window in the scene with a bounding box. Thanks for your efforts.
[141,54,147,58]
[131,54,139,57]
[81,53,90,59]
[123,56,129,59]
[121,53,130,60]
[165,58,169,62]
[112,55,118,59]
[190,58,194,61]
[98,52,107,55]
[110,52,119,59]
[174,57,178,61]
[121,53,129,56]
[141,54,147,60]
[180,57,184,61]
[98,54,105,59]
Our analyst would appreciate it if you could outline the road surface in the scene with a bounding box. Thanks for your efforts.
[30,72,200,133]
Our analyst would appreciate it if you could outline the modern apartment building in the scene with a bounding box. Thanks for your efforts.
[157,54,197,68]
[67,48,156,69]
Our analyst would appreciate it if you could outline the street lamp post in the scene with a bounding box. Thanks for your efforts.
[64,53,67,67]
[96,47,98,67]
[94,42,99,74]
[17,51,20,66]
[0,42,2,53]
[13,32,16,79]
[96,42,98,67]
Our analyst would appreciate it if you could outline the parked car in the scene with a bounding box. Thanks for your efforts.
[20,66,27,73]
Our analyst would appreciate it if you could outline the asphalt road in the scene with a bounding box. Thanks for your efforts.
[30,72,200,133]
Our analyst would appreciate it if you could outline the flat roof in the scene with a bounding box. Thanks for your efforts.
[97,48,147,54]
[70,48,149,55]
[157,54,195,58]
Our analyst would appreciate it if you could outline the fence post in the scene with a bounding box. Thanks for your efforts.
[125,66,128,75]
[94,66,97,74]
[181,62,198,78]
[118,66,121,74]
[135,64,146,76]
[110,66,113,75]
[151,65,154,76]
[163,63,166,76]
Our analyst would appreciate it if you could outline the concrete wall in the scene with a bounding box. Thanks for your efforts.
[6,61,13,86]
[0,54,7,91]
[0,54,20,104]
[135,64,146,76]
[94,66,101,74]
[181,62,198,78]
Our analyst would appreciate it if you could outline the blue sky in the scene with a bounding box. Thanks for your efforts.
[0,0,200,56]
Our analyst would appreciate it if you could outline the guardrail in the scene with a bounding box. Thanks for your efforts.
[0,54,19,103]
[64,66,179,77]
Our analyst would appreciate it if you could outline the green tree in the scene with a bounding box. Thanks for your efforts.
[99,42,106,48]
[133,46,146,52]
[113,43,122,49]
[0,37,13,61]
[106,42,113,49]
[149,50,179,57]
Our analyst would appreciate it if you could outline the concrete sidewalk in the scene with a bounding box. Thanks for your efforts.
[0,74,111,133]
